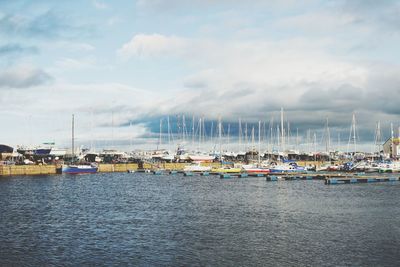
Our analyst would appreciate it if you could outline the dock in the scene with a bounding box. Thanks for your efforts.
[325,176,400,184]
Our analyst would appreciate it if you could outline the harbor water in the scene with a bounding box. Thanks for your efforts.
[0,173,399,266]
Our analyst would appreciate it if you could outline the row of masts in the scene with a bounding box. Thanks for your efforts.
[153,109,391,155]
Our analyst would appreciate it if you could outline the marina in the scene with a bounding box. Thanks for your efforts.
[2,0,399,266]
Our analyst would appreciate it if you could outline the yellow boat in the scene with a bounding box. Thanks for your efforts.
[212,167,242,174]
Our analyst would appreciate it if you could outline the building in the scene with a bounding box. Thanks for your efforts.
[383,138,400,158]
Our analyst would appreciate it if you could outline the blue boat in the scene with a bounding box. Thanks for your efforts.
[269,162,306,173]
[62,164,98,174]
[62,114,98,175]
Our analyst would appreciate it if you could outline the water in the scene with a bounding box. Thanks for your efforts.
[0,173,399,266]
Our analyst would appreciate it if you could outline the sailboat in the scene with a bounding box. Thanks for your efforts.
[241,121,270,174]
[62,114,98,174]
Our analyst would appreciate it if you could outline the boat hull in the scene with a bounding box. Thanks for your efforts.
[243,168,270,174]
[62,165,98,174]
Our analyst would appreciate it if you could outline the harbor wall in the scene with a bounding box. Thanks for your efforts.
[0,161,333,176]
[0,165,57,176]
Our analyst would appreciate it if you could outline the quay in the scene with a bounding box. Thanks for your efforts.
[325,176,400,184]
[1,163,399,187]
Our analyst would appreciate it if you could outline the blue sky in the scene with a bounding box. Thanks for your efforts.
[1,0,400,150]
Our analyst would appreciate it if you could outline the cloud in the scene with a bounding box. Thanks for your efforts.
[0,65,52,89]
[0,10,95,39]
[115,30,400,143]
[0,43,38,57]
[118,34,188,58]
[92,0,108,10]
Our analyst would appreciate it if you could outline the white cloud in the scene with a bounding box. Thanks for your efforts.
[92,0,108,10]
[0,65,52,89]
[117,34,188,59]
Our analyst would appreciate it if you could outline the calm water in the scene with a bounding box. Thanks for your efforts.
[0,173,399,266]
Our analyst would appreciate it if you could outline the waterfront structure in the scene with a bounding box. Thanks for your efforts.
[383,138,400,158]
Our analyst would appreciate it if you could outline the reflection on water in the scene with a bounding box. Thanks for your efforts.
[0,173,399,266]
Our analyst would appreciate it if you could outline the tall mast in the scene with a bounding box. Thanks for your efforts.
[258,120,261,165]
[192,116,195,148]
[227,123,231,148]
[111,111,114,148]
[210,121,214,144]
[130,121,133,149]
[269,116,274,153]
[373,121,381,155]
[72,114,75,163]
[287,121,290,149]
[198,117,202,151]
[218,117,222,162]
[347,113,357,156]
[281,107,285,152]
[391,122,394,158]
[251,126,255,152]
[167,116,171,146]
[238,117,242,152]
[182,115,186,143]
[325,117,330,153]
[245,123,248,151]
[353,113,357,153]
[277,126,280,147]
[158,118,162,150]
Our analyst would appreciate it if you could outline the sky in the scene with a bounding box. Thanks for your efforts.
[0,0,400,151]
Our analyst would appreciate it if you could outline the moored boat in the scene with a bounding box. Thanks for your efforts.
[62,164,98,174]
[269,162,306,173]
[241,164,270,174]
[183,163,212,172]
[212,166,242,173]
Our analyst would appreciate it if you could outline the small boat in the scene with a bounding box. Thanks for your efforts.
[269,162,306,173]
[62,114,98,175]
[242,164,270,174]
[62,164,98,174]
[212,166,242,174]
[183,163,212,172]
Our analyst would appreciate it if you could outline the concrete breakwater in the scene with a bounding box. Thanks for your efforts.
[0,162,217,176]
[0,161,324,176]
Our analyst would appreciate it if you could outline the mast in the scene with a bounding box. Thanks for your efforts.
[251,126,255,153]
[227,123,231,149]
[238,117,242,152]
[258,120,261,165]
[182,115,186,143]
[347,113,357,156]
[72,114,75,163]
[325,117,331,153]
[192,116,195,148]
[158,118,162,150]
[245,123,248,151]
[353,113,357,153]
[167,116,171,146]
[269,116,274,153]
[210,121,214,144]
[111,111,114,148]
[129,121,133,149]
[198,117,202,151]
[287,121,290,149]
[391,122,394,158]
[218,117,222,162]
[281,107,285,152]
